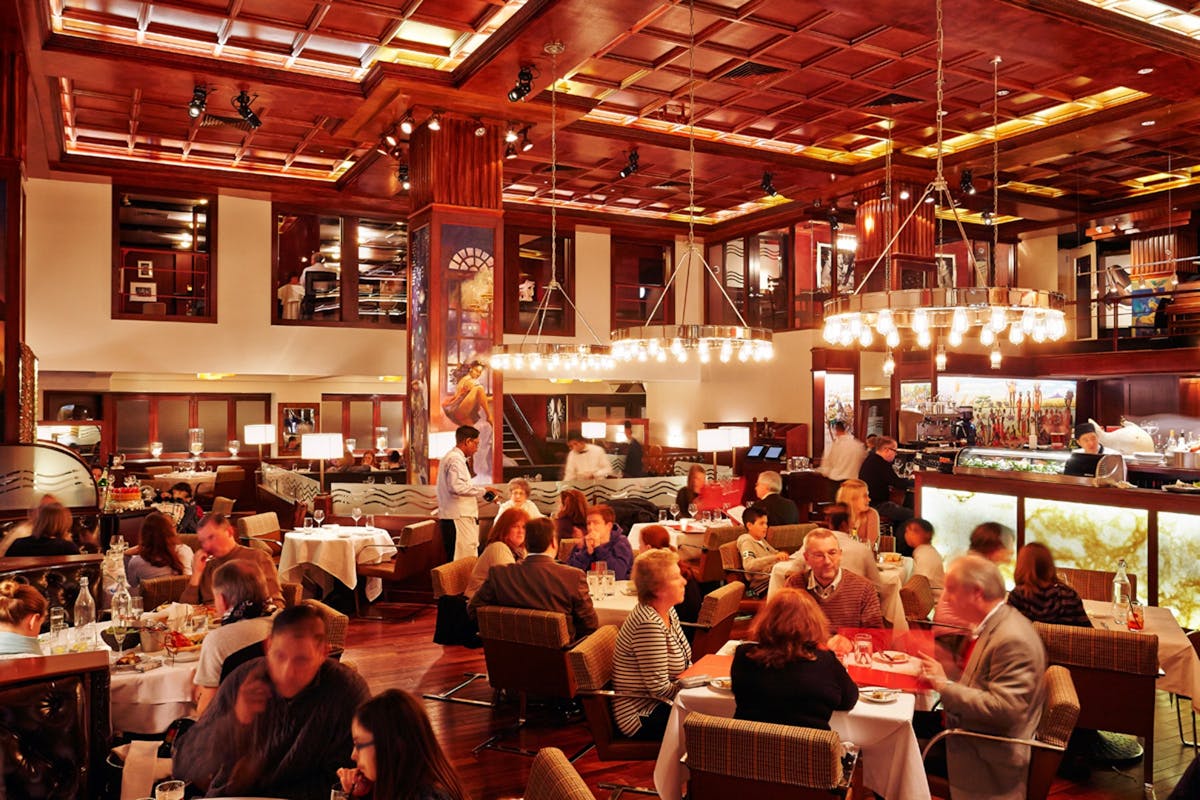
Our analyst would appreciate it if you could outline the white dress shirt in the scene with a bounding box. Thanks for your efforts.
[819,433,867,481]
[437,446,485,519]
[563,443,612,480]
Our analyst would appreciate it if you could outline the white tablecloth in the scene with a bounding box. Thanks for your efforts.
[627,522,711,553]
[654,682,929,800]
[278,526,396,600]
[1084,599,1200,711]
[592,580,639,627]
[110,658,197,734]
[149,471,213,493]
[767,557,911,635]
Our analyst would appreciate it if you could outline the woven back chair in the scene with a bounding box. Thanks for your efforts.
[765,523,817,554]
[1057,567,1138,603]
[525,747,597,800]
[691,525,744,583]
[431,555,476,599]
[235,512,282,560]
[685,581,746,659]
[568,625,662,761]
[210,497,236,517]
[899,574,935,621]
[684,712,860,799]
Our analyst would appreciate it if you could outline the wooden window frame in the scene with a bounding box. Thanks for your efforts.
[504,225,576,336]
[107,392,270,457]
[319,394,408,453]
[610,237,675,331]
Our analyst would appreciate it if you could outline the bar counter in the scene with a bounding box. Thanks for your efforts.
[915,470,1200,628]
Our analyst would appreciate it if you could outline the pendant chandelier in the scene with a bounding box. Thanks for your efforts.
[821,0,1066,360]
[610,0,773,365]
[489,41,614,373]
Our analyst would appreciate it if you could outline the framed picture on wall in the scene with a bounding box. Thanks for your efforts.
[137,260,154,278]
[819,242,855,293]
[279,403,319,454]
[935,253,956,288]
[129,281,157,302]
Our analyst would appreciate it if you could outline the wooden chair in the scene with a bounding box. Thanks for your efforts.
[211,497,236,517]
[235,512,282,560]
[922,664,1080,800]
[1057,567,1137,603]
[687,525,743,584]
[354,519,436,616]
[525,747,597,800]
[719,541,770,613]
[899,574,935,622]
[197,466,245,508]
[473,606,583,758]
[557,536,582,563]
[683,711,862,799]
[1034,621,1158,796]
[682,581,745,659]
[422,556,489,707]
[138,573,303,611]
[568,625,664,797]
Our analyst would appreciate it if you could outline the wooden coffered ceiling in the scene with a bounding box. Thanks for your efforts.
[15,0,1200,233]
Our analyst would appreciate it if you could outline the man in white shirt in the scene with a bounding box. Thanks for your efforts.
[563,431,612,481]
[437,425,490,561]
[819,420,866,482]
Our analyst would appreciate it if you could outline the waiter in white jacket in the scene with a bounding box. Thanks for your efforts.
[437,425,493,561]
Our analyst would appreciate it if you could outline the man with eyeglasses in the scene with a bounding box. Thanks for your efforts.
[857,435,915,526]
[786,528,882,655]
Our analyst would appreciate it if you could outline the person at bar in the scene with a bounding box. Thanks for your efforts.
[819,419,867,482]
[749,470,800,526]
[563,431,612,481]
[858,436,914,526]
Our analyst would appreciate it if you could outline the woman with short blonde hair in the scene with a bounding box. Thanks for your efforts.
[835,478,879,549]
[497,477,542,519]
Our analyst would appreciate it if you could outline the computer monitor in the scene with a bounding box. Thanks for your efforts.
[746,444,765,459]
[764,445,784,460]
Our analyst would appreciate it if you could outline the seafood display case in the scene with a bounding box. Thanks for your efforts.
[953,446,1127,485]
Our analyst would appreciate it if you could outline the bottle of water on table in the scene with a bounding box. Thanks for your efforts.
[1112,558,1131,626]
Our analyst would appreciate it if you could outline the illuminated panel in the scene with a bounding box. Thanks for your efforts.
[1158,512,1200,630]
[920,486,1018,582]
[1024,497,1148,604]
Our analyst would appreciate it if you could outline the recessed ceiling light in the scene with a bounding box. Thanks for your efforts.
[1137,67,1155,75]
[1142,119,1156,126]
[996,89,1011,97]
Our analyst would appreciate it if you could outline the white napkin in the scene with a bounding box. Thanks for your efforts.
[113,740,173,800]
[725,505,745,525]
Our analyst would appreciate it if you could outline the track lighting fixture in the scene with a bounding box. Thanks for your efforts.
[618,150,639,179]
[521,129,534,152]
[828,213,840,232]
[399,112,414,135]
[427,112,441,132]
[383,125,399,149]
[982,210,995,226]
[397,163,411,192]
[960,168,976,195]
[760,171,778,197]
[473,119,487,137]
[508,65,535,102]
[188,85,207,119]
[505,143,518,159]
[505,124,519,143]
[898,188,910,201]
[232,90,261,128]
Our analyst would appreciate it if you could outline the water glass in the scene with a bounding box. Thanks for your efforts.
[603,569,616,597]
[592,561,608,575]
[156,780,186,800]
[1127,601,1145,631]
[351,507,363,525]
[313,509,326,526]
[304,516,314,530]
[658,509,668,522]
[586,572,602,601]
[131,597,144,618]
[331,789,350,800]
[853,634,874,665]
[367,514,376,529]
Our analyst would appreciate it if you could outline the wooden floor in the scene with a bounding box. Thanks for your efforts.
[341,605,1195,800]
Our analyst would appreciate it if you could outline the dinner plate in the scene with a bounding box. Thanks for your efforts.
[169,649,202,663]
[709,677,733,693]
[1163,483,1200,493]
[873,650,909,665]
[858,686,899,703]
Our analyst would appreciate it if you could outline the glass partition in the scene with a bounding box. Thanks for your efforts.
[357,217,407,326]
[114,189,214,321]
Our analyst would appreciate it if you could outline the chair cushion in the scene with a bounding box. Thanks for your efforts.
[525,747,596,800]
[476,606,570,648]
[683,712,844,789]
[567,625,618,690]
[1033,622,1158,675]
[431,556,476,599]
[695,581,744,628]
[397,519,435,548]
[236,512,280,540]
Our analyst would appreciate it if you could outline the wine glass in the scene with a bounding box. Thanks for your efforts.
[313,508,326,527]
[669,503,680,521]
[351,507,363,526]
[111,612,132,653]
[687,502,698,519]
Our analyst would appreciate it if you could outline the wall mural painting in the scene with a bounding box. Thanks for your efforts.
[438,224,496,484]
[408,225,431,484]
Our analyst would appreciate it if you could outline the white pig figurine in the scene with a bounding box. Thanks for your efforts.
[1087,418,1156,455]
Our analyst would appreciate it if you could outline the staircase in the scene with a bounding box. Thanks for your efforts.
[502,422,531,466]
[502,396,537,466]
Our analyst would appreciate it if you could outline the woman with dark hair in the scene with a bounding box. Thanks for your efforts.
[554,488,589,542]
[731,588,858,728]
[465,508,528,599]
[6,503,80,557]
[0,579,49,656]
[337,689,469,800]
[1007,542,1091,627]
[125,512,193,591]
[675,464,707,513]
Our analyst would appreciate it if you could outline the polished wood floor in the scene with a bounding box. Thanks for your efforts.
[341,606,1194,800]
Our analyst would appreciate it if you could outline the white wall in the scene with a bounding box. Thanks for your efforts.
[1016,232,1059,291]
[25,178,408,377]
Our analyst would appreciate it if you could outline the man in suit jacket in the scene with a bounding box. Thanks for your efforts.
[919,554,1047,800]
[468,517,599,638]
[749,470,800,525]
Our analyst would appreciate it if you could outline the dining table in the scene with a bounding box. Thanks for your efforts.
[766,555,912,634]
[148,470,214,494]
[591,579,640,627]
[654,651,931,800]
[1084,598,1200,711]
[278,525,397,601]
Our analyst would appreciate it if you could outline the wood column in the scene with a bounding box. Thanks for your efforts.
[0,12,28,444]
[406,117,505,485]
[854,182,936,292]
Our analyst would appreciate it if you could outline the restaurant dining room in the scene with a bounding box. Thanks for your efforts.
[10,0,1200,797]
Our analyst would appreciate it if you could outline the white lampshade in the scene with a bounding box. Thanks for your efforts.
[301,433,343,460]
[696,428,731,453]
[428,430,458,456]
[720,426,751,448]
[581,421,607,439]
[244,424,275,445]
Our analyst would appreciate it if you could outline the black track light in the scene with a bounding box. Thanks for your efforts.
[761,170,778,197]
[505,143,518,160]
[521,129,534,152]
[398,163,411,192]
[399,112,414,135]
[982,210,995,226]
[231,90,261,128]
[473,119,487,137]
[508,65,535,102]
[383,126,399,148]
[188,85,207,119]
[828,213,840,232]
[960,168,977,195]
[427,112,441,132]
[505,124,519,143]
[619,150,639,179]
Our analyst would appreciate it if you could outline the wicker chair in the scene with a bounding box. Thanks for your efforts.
[899,574,935,622]
[197,466,245,508]
[300,598,349,651]
[423,556,487,707]
[1034,621,1157,795]
[525,747,597,800]
[765,523,818,554]
[1057,567,1138,603]
[688,525,743,584]
[719,541,770,613]
[138,573,302,611]
[683,712,861,799]
[923,664,1080,800]
[682,581,745,659]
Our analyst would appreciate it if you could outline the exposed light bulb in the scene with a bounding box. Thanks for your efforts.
[980,326,995,347]
[917,329,932,348]
[935,345,947,371]
[990,347,1003,369]
[883,351,895,376]
[858,327,873,347]
[990,306,1007,332]
[948,329,963,347]
[886,329,900,348]
[1008,323,1025,345]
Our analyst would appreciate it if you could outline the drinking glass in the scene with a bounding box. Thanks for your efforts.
[331,789,350,800]
[131,597,144,618]
[228,439,241,457]
[853,634,874,665]
[658,509,668,522]
[155,780,186,800]
[344,438,357,454]
[384,476,395,485]
[1127,601,1145,631]
[374,426,389,455]
[111,614,131,652]
[304,516,314,530]
[586,572,602,601]
[603,569,616,597]
[669,504,680,521]
[49,607,67,654]
[687,503,698,519]
[188,428,204,457]
[366,514,376,529]
[364,475,375,484]
[351,507,363,526]
[592,561,607,575]
[313,509,326,526]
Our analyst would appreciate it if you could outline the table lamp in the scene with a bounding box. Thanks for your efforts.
[581,421,607,442]
[696,428,731,479]
[301,432,343,493]
[720,426,751,474]
[244,424,275,463]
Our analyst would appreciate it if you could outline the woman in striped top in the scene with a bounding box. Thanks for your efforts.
[612,549,692,739]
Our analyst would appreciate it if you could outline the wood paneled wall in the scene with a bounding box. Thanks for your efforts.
[1131,228,1196,279]
[409,117,504,213]
[854,183,935,291]
[0,49,24,161]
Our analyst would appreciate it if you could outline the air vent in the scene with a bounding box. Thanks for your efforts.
[721,62,785,81]
[652,181,684,190]
[200,114,256,132]
[533,163,583,175]
[863,93,922,108]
